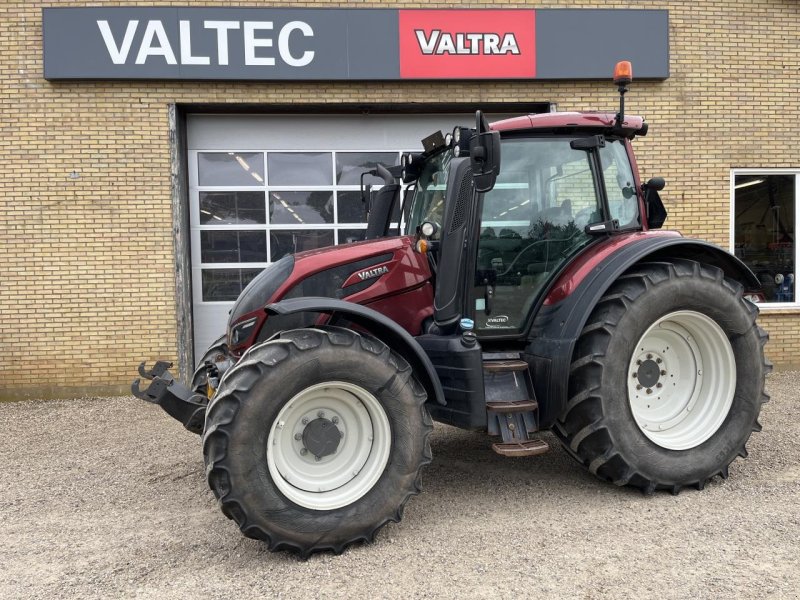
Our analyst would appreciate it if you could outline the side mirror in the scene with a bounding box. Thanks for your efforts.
[470,110,501,193]
[642,177,667,229]
[643,177,665,192]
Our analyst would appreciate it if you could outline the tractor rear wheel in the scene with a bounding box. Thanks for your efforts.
[554,260,770,494]
[202,327,432,557]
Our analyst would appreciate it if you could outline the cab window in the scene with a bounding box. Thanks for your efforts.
[473,137,605,335]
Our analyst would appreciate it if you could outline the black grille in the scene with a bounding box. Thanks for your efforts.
[449,168,473,233]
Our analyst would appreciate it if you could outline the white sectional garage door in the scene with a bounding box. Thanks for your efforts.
[186,113,481,363]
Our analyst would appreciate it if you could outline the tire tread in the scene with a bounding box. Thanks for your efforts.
[553,260,769,494]
[202,327,432,558]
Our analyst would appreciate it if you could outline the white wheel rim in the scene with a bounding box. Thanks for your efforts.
[267,381,391,511]
[627,310,736,450]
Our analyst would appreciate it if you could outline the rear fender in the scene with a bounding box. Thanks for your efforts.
[527,237,759,428]
[265,297,446,406]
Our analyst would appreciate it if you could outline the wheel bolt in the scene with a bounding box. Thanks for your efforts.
[656,383,663,389]
[647,354,653,359]
[656,358,662,364]
[636,385,642,390]
[301,417,309,425]
[315,455,321,462]
[660,370,666,376]
[646,388,653,394]
[636,360,642,365]
[632,372,637,378]
[332,416,339,424]
[317,411,325,418]
[339,431,344,438]
[294,433,302,441]
[300,448,308,456]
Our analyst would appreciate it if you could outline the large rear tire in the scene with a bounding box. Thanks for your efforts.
[202,327,432,557]
[553,260,770,494]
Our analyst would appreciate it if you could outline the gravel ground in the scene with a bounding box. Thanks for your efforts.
[1,373,798,600]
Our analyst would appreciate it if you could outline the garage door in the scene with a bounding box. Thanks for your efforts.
[186,113,495,363]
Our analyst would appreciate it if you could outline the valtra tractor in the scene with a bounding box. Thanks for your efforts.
[133,62,770,557]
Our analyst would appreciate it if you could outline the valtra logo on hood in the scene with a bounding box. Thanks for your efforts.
[399,9,536,79]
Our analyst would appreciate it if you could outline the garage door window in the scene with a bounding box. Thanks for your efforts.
[194,150,401,302]
[732,170,798,305]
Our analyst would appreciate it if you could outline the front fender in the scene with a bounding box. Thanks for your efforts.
[528,236,759,428]
[265,297,445,406]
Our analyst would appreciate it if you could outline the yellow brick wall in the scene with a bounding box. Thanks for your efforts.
[1,0,798,399]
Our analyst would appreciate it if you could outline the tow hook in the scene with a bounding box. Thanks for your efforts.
[132,361,208,435]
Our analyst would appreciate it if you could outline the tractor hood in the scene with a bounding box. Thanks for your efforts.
[226,236,432,351]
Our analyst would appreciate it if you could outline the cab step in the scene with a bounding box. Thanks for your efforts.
[483,358,546,457]
[483,359,529,373]
[492,439,550,457]
[486,399,538,413]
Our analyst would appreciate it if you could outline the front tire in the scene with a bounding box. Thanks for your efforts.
[554,260,770,494]
[202,327,432,557]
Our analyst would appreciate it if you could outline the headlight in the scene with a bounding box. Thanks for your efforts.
[230,317,257,345]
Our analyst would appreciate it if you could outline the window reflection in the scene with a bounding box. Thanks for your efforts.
[339,228,367,244]
[336,152,399,185]
[337,191,368,224]
[271,230,334,261]
[268,153,333,186]
[200,231,267,263]
[202,268,263,302]
[269,191,334,224]
[198,152,264,186]
[734,174,795,302]
[199,191,266,225]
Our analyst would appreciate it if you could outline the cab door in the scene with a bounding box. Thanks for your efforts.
[471,136,637,337]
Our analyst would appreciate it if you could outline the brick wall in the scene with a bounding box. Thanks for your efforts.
[1,0,798,399]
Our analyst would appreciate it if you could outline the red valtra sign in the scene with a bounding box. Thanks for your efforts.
[399,10,536,79]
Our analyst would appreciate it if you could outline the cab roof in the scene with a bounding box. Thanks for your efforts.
[491,111,646,137]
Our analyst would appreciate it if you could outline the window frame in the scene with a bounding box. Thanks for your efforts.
[729,168,800,310]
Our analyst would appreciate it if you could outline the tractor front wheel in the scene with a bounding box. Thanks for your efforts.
[554,260,770,494]
[202,327,431,557]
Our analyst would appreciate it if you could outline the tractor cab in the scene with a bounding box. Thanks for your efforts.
[405,109,651,339]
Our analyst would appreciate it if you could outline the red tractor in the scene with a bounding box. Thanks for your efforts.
[133,63,769,557]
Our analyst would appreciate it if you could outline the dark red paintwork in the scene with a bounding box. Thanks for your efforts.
[490,111,645,135]
[229,236,434,355]
[543,230,682,305]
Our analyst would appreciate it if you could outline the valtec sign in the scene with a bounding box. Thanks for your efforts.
[42,8,669,81]
[95,19,315,67]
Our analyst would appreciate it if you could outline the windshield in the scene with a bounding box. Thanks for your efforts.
[405,148,454,236]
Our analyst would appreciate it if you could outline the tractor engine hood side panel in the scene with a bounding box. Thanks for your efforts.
[227,236,432,354]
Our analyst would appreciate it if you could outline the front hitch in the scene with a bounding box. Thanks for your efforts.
[132,361,208,434]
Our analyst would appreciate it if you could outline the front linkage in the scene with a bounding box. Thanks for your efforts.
[131,361,208,434]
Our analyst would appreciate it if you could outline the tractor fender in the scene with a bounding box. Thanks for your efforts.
[265,297,446,406]
[526,237,759,428]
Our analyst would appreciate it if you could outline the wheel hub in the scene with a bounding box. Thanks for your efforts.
[636,359,661,388]
[302,418,341,459]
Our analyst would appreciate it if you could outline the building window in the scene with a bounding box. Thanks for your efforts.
[732,171,798,305]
